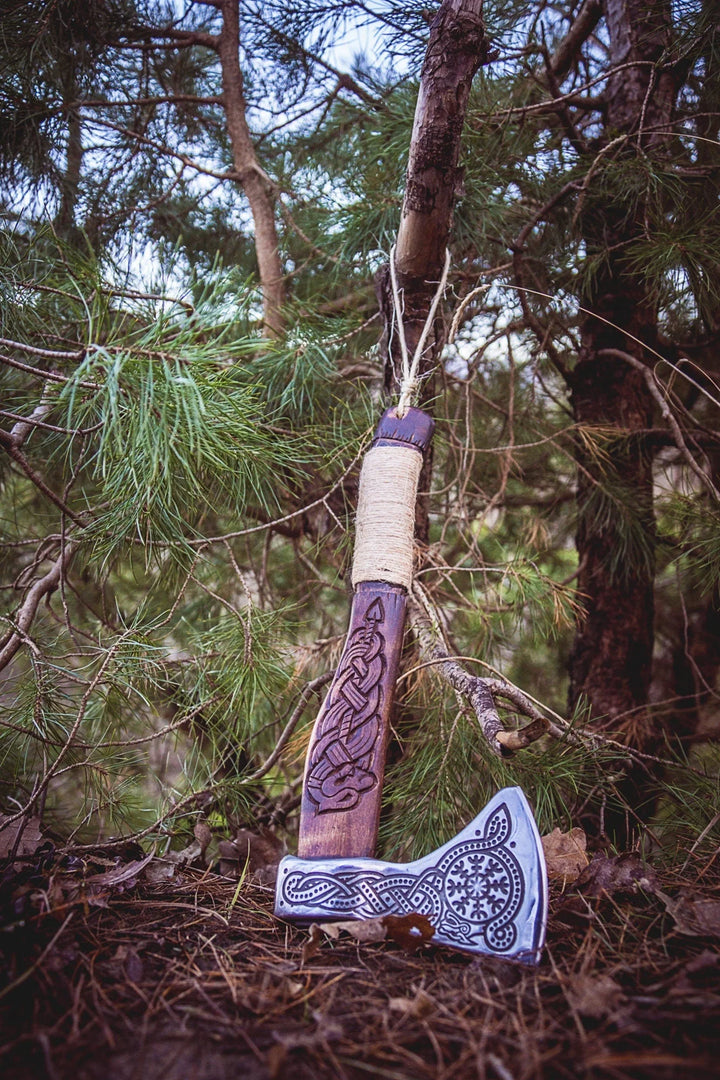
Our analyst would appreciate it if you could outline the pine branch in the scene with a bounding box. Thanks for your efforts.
[598,347,720,499]
[218,0,284,336]
[84,116,237,182]
[550,0,603,81]
[408,587,553,755]
[0,541,78,673]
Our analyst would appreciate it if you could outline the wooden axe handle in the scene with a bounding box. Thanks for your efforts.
[298,407,434,859]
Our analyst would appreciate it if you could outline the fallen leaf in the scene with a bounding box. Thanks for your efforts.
[0,814,44,860]
[678,949,720,982]
[317,917,387,943]
[304,913,435,955]
[77,853,155,906]
[388,987,435,1018]
[576,853,658,898]
[163,839,204,868]
[383,912,435,952]
[112,944,144,983]
[566,973,626,1018]
[193,819,212,858]
[270,1011,343,1054]
[143,858,177,884]
[658,889,720,939]
[84,852,155,889]
[541,827,589,883]
[302,923,324,964]
[218,828,283,884]
[266,1043,287,1080]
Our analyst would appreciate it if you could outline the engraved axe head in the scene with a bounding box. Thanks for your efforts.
[276,787,547,964]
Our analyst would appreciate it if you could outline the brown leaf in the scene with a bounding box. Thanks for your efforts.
[302,923,323,964]
[317,917,387,943]
[672,949,720,994]
[388,987,436,1018]
[193,819,212,858]
[383,913,435,952]
[658,889,720,939]
[218,828,283,884]
[113,944,144,984]
[80,853,155,905]
[163,839,204,868]
[266,1043,287,1080]
[143,857,177,884]
[576,853,658,898]
[566,973,626,1018]
[541,827,589,883]
[0,814,44,860]
[270,1011,343,1055]
[305,913,436,958]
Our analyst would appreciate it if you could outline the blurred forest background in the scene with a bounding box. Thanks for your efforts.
[1,0,719,863]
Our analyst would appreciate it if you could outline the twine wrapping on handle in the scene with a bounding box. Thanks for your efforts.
[351,445,423,589]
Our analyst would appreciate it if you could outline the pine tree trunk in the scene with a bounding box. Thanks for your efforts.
[567,0,679,737]
[56,69,83,242]
[218,0,284,337]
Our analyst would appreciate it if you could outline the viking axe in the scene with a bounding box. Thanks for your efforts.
[274,405,548,963]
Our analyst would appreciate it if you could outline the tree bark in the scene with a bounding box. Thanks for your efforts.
[378,0,489,539]
[567,0,679,737]
[56,65,83,243]
[387,0,489,352]
[218,0,284,337]
[393,0,488,282]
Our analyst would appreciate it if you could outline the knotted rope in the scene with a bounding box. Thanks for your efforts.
[389,244,451,418]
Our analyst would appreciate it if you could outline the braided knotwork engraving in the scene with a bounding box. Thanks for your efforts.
[306,597,386,813]
[280,802,526,953]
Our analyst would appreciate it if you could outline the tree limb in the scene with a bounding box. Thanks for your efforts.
[409,587,553,755]
[0,543,78,673]
[550,0,603,81]
[218,0,284,336]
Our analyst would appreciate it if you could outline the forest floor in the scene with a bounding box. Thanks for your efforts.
[1,833,720,1080]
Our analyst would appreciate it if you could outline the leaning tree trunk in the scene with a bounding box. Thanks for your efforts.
[218,0,284,337]
[567,0,679,739]
[378,0,490,540]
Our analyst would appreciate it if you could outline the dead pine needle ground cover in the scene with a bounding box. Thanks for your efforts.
[1,840,720,1080]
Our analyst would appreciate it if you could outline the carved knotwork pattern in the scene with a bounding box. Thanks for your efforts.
[306,597,386,813]
[281,803,525,953]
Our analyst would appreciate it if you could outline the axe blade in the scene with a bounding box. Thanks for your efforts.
[275,787,548,964]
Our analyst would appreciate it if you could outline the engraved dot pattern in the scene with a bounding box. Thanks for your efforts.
[279,801,529,955]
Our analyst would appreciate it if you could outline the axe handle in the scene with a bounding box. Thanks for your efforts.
[298,407,434,859]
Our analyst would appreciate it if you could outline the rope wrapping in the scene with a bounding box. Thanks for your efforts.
[351,445,423,589]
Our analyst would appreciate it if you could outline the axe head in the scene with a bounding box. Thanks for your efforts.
[275,787,548,964]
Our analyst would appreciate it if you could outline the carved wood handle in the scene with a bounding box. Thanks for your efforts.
[298,407,434,859]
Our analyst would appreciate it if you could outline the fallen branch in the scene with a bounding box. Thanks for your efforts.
[409,585,552,754]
